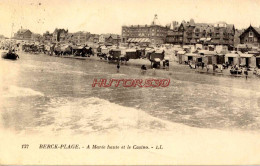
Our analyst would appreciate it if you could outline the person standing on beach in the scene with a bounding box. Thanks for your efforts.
[166,61,169,70]
[213,64,216,72]
[141,65,147,75]
[244,68,248,80]
[117,63,120,72]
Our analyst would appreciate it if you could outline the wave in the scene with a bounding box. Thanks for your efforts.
[0,85,44,98]
[34,97,183,134]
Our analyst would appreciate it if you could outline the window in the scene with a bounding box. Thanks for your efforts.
[249,32,253,37]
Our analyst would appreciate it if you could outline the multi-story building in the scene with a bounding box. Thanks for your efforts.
[105,34,121,45]
[99,34,106,43]
[99,34,121,45]
[52,28,69,43]
[31,33,43,42]
[88,34,99,43]
[70,31,91,45]
[239,25,260,47]
[121,15,171,45]
[165,21,183,45]
[234,29,244,47]
[13,29,32,40]
[166,19,235,46]
[43,31,53,43]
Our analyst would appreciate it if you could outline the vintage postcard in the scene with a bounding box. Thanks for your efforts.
[0,0,260,165]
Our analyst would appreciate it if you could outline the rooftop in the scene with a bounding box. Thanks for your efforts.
[122,14,170,28]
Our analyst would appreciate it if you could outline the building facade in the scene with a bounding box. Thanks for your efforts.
[239,25,260,47]
[166,19,235,46]
[99,34,106,43]
[106,34,121,45]
[165,21,183,45]
[31,33,43,42]
[121,15,171,45]
[43,31,53,43]
[52,28,69,43]
[88,34,99,43]
[0,35,5,39]
[14,29,32,40]
[70,31,91,44]
[234,29,244,47]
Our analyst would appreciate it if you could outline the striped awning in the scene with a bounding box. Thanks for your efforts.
[136,38,141,42]
[140,38,146,42]
[143,38,151,43]
[127,38,151,43]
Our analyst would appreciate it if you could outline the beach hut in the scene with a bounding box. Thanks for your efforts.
[101,47,109,54]
[147,50,165,68]
[97,46,109,58]
[125,49,138,59]
[109,48,121,58]
[185,53,200,63]
[177,50,186,64]
[239,53,255,68]
[225,53,240,65]
[119,47,127,57]
[145,47,154,55]
[150,50,165,61]
[256,56,260,68]
[199,50,220,65]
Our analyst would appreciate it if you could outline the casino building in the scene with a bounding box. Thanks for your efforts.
[121,15,171,45]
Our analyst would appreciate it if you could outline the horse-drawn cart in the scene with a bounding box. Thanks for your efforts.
[108,48,121,62]
[147,49,165,68]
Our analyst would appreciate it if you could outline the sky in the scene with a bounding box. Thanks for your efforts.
[1,0,260,37]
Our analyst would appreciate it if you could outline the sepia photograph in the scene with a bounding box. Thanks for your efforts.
[0,0,260,165]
